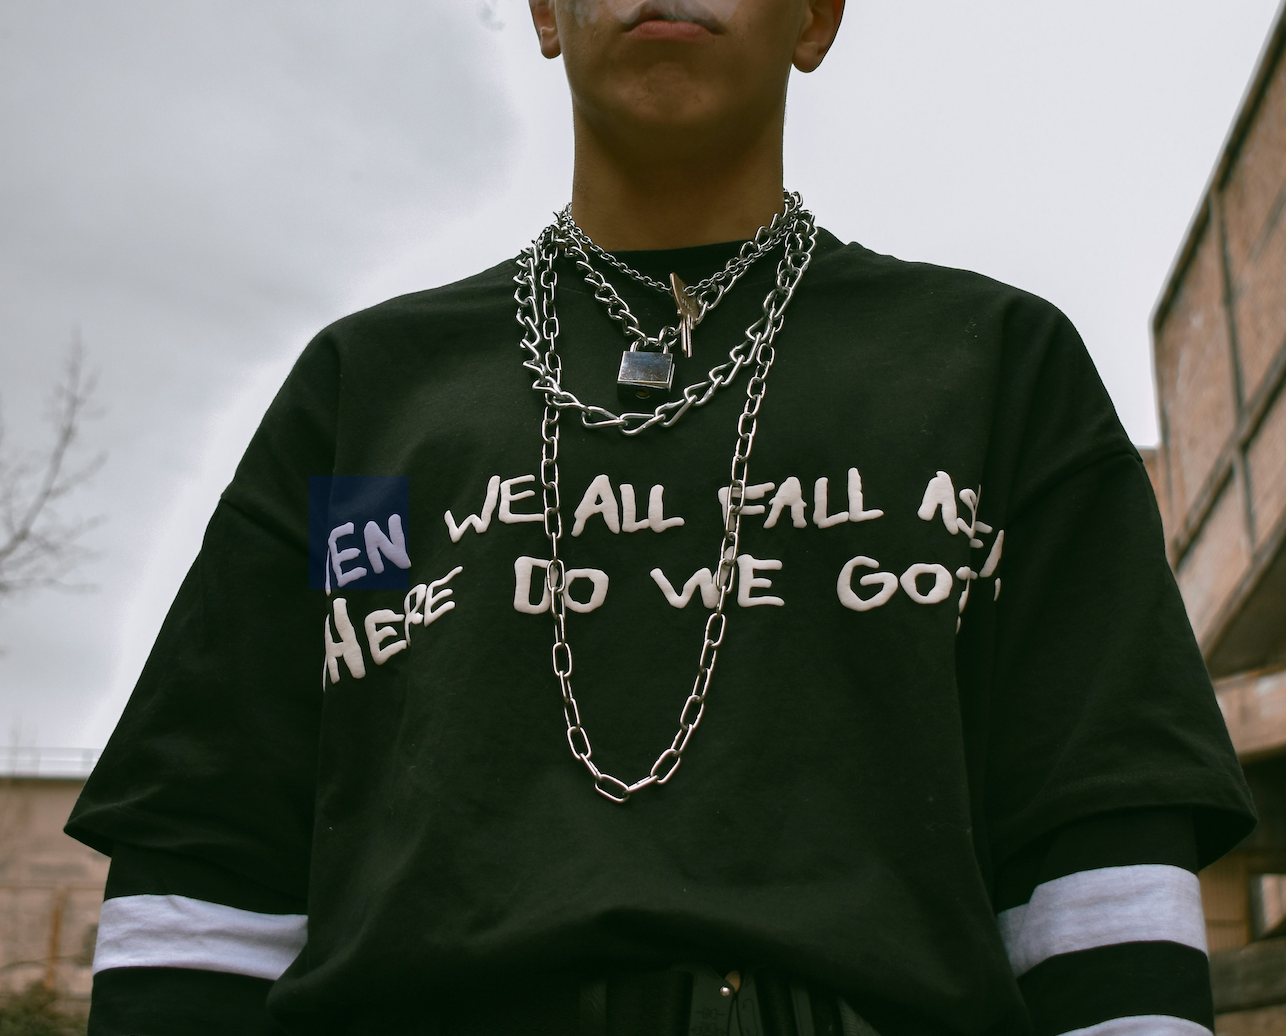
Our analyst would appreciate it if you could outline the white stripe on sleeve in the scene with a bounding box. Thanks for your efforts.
[996,863,1206,977]
[94,894,307,980]
[1059,1015,1213,1036]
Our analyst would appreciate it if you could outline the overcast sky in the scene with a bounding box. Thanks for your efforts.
[1,0,1283,752]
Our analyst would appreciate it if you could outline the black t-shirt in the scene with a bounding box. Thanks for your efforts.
[67,230,1253,1034]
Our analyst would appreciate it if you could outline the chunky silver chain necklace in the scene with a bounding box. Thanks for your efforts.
[513,200,818,802]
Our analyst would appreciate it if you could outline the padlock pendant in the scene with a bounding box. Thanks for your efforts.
[617,349,675,403]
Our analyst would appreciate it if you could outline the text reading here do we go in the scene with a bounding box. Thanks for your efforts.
[321,468,1004,686]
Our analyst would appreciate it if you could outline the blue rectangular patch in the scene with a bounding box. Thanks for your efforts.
[309,476,411,591]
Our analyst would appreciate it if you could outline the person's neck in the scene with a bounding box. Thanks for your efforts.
[567,110,786,251]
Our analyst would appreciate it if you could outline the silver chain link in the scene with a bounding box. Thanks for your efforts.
[558,190,797,312]
[555,193,802,359]
[519,199,816,437]
[513,202,818,802]
[557,194,798,296]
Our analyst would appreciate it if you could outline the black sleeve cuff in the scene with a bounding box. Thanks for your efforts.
[90,967,286,1036]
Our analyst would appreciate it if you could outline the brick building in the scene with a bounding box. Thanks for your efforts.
[0,751,105,1009]
[1149,4,1286,1032]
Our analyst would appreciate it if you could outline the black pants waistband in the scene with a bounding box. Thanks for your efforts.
[344,968,880,1036]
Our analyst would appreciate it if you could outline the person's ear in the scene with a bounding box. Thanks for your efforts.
[529,0,562,59]
[793,0,844,73]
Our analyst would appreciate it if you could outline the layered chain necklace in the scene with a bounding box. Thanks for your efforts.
[557,194,803,389]
[513,193,818,802]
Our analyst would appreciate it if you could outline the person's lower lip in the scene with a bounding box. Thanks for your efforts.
[626,19,714,41]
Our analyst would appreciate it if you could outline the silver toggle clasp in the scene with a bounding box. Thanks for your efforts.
[670,272,700,358]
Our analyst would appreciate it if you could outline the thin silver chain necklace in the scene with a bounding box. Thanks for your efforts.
[556,195,799,383]
[558,194,799,296]
[513,201,818,802]
[557,192,800,331]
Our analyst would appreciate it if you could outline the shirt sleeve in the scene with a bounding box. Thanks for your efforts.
[64,333,341,1028]
[974,296,1255,869]
[994,808,1213,1036]
[89,843,301,1036]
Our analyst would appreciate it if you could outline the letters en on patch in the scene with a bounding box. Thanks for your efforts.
[309,476,411,592]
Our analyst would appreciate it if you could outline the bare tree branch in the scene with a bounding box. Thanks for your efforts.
[0,337,105,599]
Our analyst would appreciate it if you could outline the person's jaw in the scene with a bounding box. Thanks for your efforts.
[562,2,794,159]
[551,0,805,248]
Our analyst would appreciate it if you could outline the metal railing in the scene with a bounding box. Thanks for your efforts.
[0,747,101,780]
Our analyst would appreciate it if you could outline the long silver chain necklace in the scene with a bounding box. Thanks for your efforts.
[513,201,818,802]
